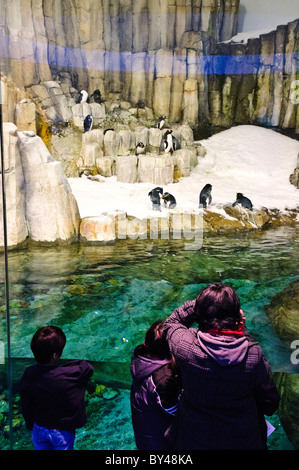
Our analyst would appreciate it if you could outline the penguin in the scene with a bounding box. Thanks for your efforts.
[155,115,167,130]
[90,89,102,104]
[83,114,93,133]
[162,192,177,209]
[135,142,145,155]
[232,193,253,211]
[162,130,180,154]
[172,135,181,152]
[76,90,89,104]
[199,184,212,208]
[148,187,163,211]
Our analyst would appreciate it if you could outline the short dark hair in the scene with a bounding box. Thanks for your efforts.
[30,326,66,364]
[194,283,241,331]
[134,320,171,360]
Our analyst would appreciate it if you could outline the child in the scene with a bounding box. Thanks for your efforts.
[19,325,93,450]
[130,320,182,450]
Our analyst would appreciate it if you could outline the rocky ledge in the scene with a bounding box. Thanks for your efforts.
[79,205,297,244]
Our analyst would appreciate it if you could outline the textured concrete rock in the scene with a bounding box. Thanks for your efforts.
[265,280,299,345]
[0,124,80,247]
[115,155,138,183]
[15,99,36,132]
[0,123,28,247]
[18,130,80,243]
[274,373,299,450]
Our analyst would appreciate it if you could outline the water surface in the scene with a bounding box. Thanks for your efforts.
[0,225,298,450]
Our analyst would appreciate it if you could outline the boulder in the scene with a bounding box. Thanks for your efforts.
[172,148,195,179]
[274,373,299,450]
[148,128,163,151]
[0,123,28,247]
[72,102,91,129]
[96,156,113,177]
[104,130,120,156]
[80,215,115,242]
[265,280,299,345]
[223,204,271,228]
[80,143,103,168]
[17,130,80,243]
[118,129,135,155]
[137,154,173,185]
[15,99,36,133]
[115,155,138,183]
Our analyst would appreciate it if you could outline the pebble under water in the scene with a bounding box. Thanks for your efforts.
[0,225,298,450]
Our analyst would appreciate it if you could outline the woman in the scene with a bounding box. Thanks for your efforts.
[130,320,182,450]
[163,283,280,450]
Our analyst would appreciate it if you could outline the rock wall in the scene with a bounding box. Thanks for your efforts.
[0,1,297,133]
[211,21,299,133]
[0,0,239,90]
[0,123,80,248]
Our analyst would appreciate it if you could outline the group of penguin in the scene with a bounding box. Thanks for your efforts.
[148,184,253,213]
[135,116,181,156]
[79,104,254,212]
[83,106,179,157]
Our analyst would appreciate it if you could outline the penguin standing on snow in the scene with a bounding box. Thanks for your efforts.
[135,142,145,155]
[148,187,163,211]
[83,114,93,133]
[155,115,166,130]
[77,90,89,103]
[232,193,253,211]
[199,184,212,208]
[162,192,177,209]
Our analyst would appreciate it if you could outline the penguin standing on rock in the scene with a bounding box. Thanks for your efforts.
[199,184,212,208]
[162,192,177,209]
[232,193,253,211]
[155,115,166,130]
[83,114,93,133]
[77,90,89,103]
[90,89,102,104]
[162,130,180,154]
[135,142,145,155]
[148,187,163,211]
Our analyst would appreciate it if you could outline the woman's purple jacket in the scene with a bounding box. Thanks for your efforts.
[163,300,280,450]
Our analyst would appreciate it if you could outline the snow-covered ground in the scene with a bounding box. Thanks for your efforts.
[222,29,276,44]
[68,125,299,220]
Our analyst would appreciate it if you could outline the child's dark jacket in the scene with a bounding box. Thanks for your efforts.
[19,359,93,432]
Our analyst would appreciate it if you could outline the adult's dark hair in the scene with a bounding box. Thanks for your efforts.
[134,320,171,360]
[30,325,66,364]
[194,283,242,331]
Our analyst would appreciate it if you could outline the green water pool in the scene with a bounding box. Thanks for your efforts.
[0,225,298,449]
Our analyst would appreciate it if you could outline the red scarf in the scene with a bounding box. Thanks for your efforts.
[205,326,244,337]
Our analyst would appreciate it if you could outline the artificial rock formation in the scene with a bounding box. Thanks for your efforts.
[265,280,299,345]
[0,123,80,248]
[1,1,297,135]
[274,373,299,450]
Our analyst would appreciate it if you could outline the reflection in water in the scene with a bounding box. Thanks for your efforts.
[0,226,298,449]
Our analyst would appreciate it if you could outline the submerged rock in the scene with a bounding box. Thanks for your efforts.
[265,280,299,345]
[274,373,299,450]
[103,388,120,401]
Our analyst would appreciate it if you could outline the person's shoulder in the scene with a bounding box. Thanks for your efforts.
[62,359,94,376]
